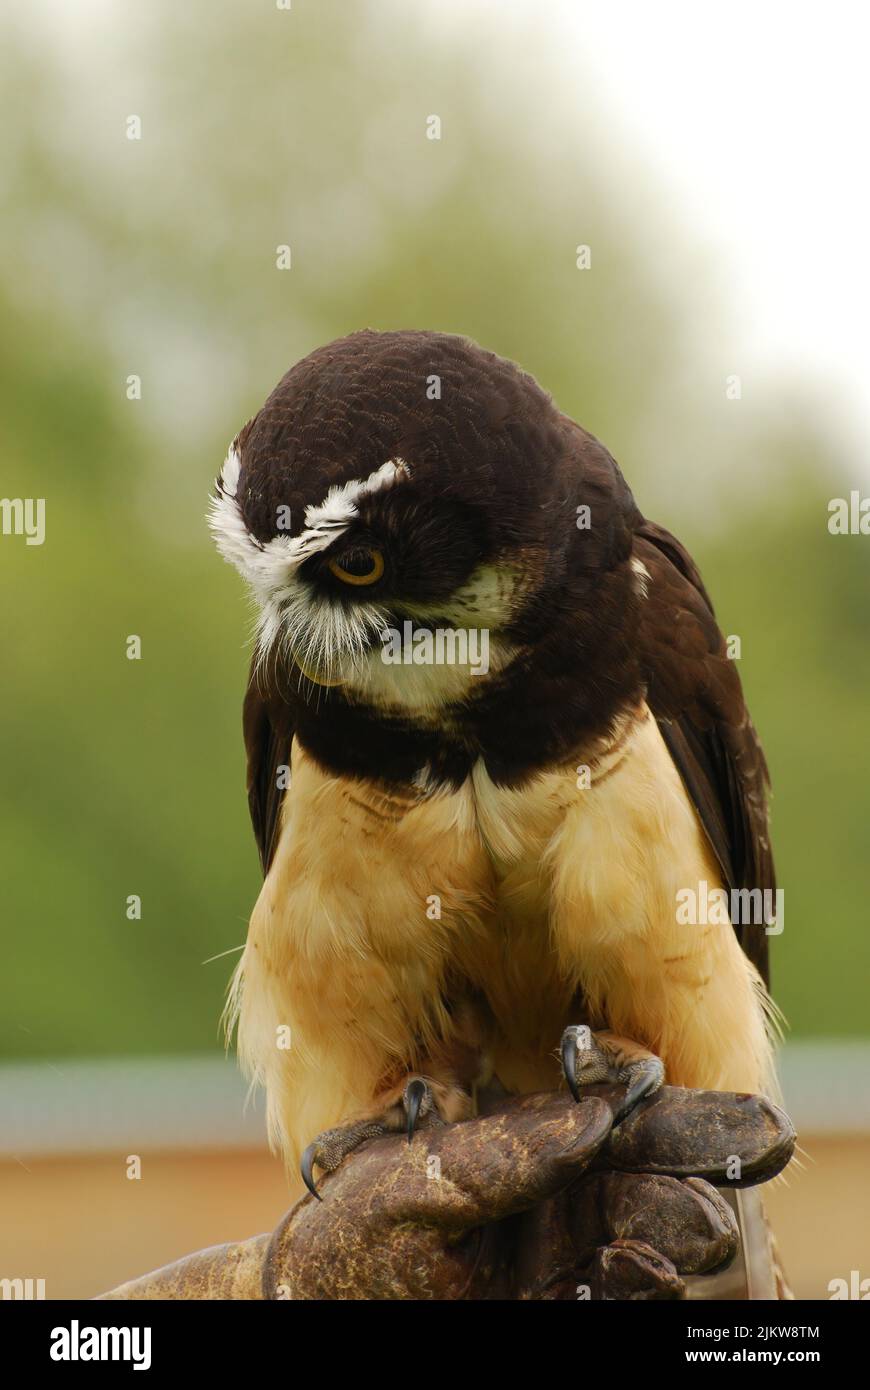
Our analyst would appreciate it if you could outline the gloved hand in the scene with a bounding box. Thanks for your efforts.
[506,1086,794,1299]
[99,1085,794,1300]
[266,1085,794,1300]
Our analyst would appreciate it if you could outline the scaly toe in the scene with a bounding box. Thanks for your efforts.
[299,1116,393,1200]
[612,1056,665,1127]
[560,1025,612,1102]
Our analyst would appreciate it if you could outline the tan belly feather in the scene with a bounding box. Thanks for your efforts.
[229,704,776,1171]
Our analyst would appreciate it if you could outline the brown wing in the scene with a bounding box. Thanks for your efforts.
[634,519,774,986]
[242,654,295,875]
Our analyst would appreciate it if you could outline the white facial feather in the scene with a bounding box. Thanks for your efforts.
[208,445,408,676]
[208,447,408,593]
[209,446,524,705]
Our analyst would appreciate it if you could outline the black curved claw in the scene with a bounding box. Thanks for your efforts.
[561,1029,582,1103]
[300,1142,323,1201]
[405,1078,428,1143]
[612,1059,664,1128]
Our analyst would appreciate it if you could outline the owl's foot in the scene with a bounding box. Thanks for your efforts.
[300,1075,468,1201]
[560,1027,664,1126]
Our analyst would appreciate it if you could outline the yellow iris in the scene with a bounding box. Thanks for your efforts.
[327,547,385,586]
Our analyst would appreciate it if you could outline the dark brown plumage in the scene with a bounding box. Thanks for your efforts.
[213,330,779,1182]
[235,329,773,986]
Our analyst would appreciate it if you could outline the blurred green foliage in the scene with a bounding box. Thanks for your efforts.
[1,1,866,1058]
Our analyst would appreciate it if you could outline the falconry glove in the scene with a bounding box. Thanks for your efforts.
[100,1084,794,1300]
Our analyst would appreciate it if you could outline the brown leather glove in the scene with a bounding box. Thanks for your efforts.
[507,1086,794,1299]
[100,1086,793,1301]
[273,1087,793,1301]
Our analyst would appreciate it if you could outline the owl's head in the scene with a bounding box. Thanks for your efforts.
[209,330,639,710]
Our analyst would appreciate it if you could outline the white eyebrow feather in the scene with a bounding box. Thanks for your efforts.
[207,448,409,591]
[303,459,407,531]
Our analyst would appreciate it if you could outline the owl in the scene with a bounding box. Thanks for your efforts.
[209,330,778,1196]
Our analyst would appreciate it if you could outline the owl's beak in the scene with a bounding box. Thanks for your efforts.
[290,651,345,687]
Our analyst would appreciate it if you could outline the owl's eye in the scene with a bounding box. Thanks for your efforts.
[327,547,385,587]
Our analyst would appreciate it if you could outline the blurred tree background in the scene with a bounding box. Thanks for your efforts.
[1,0,866,1062]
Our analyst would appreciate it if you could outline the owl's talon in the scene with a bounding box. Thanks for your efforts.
[561,1027,585,1102]
[560,1026,664,1125]
[404,1077,431,1143]
[299,1116,394,1200]
[612,1057,666,1127]
[300,1142,324,1202]
[299,1076,449,1197]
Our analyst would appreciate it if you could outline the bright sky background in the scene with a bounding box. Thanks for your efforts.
[433,0,870,468]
